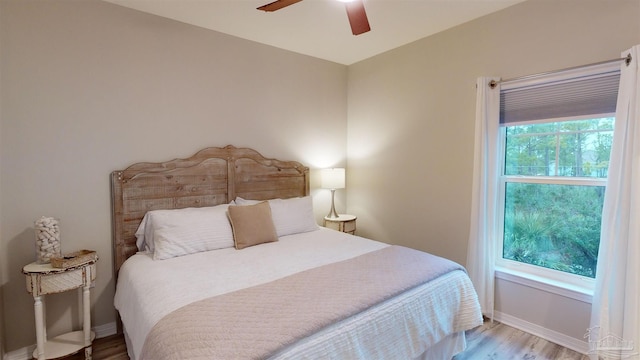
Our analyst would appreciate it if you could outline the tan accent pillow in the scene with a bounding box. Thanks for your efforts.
[228,201,278,249]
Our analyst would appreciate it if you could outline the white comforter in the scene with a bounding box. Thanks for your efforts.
[114,228,481,360]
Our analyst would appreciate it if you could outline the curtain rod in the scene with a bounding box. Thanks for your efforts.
[489,53,632,89]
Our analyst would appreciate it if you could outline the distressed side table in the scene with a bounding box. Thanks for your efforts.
[22,258,97,359]
[323,214,357,234]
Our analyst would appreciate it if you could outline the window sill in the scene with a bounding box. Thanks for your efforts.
[495,266,593,304]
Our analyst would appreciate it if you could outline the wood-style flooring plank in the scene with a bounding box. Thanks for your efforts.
[59,334,129,360]
[454,320,590,360]
[56,320,589,360]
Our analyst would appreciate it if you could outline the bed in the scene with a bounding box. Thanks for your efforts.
[111,145,482,360]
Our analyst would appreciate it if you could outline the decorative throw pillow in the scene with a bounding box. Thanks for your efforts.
[235,196,319,237]
[228,201,278,249]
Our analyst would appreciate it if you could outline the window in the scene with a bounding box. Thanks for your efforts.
[496,64,620,289]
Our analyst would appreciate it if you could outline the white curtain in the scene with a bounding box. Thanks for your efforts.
[589,45,640,360]
[466,77,501,319]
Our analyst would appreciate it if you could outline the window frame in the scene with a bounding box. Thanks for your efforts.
[495,114,615,294]
[492,61,621,296]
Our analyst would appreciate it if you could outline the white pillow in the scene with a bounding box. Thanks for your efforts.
[235,196,319,237]
[135,214,154,253]
[134,204,234,260]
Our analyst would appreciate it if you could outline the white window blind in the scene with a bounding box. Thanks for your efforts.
[500,69,620,124]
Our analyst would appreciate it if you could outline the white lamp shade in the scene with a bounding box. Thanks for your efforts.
[320,168,345,189]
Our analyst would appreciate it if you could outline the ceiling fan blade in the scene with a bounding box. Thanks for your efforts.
[345,0,370,35]
[257,0,303,12]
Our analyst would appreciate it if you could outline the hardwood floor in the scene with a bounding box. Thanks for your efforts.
[454,320,589,360]
[61,321,589,360]
[63,334,129,360]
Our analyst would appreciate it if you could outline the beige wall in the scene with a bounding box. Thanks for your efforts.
[0,1,5,356]
[0,0,347,352]
[347,0,639,346]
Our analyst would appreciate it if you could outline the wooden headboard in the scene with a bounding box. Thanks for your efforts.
[110,145,309,275]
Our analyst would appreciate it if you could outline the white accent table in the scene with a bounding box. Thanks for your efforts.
[324,214,357,234]
[22,259,97,359]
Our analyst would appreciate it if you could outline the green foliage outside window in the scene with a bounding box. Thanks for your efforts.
[503,183,604,277]
[502,118,614,278]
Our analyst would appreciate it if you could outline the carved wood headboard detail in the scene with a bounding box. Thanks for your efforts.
[110,145,310,276]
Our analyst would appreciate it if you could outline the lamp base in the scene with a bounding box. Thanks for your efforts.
[326,189,339,219]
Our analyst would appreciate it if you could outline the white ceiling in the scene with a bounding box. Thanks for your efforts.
[102,0,524,65]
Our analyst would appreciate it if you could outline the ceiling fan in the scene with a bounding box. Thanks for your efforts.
[257,0,371,36]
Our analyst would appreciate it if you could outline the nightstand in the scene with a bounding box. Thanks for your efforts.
[323,214,357,234]
[22,258,97,360]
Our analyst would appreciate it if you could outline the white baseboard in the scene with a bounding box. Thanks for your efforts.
[494,311,590,355]
[93,321,118,339]
[2,345,33,360]
[4,322,117,360]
